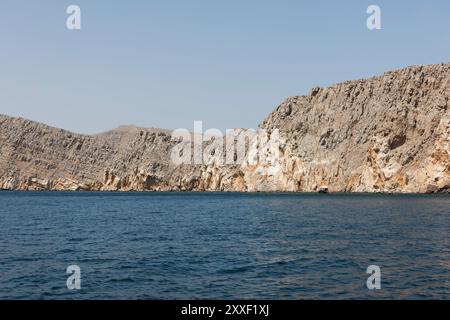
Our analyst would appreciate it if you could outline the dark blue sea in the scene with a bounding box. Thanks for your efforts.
[0,192,449,300]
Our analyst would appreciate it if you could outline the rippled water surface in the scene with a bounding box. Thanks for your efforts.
[0,192,449,299]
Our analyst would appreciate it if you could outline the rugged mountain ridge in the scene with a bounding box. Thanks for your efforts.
[254,62,450,193]
[1,62,449,192]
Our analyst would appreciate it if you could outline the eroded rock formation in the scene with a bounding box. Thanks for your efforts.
[0,63,449,192]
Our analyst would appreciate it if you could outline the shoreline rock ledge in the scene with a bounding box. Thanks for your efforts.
[1,62,449,193]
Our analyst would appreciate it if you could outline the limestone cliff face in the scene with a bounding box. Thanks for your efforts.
[0,63,449,193]
[0,116,245,192]
[254,63,450,193]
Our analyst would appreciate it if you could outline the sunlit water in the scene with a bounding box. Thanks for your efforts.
[0,192,449,299]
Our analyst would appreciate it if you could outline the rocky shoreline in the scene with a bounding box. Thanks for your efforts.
[1,63,449,193]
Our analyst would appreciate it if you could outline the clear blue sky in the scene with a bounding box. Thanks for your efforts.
[1,0,449,134]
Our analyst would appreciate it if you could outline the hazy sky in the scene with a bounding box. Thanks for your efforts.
[1,0,449,134]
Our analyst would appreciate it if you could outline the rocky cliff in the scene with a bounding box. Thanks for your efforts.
[1,63,449,193]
